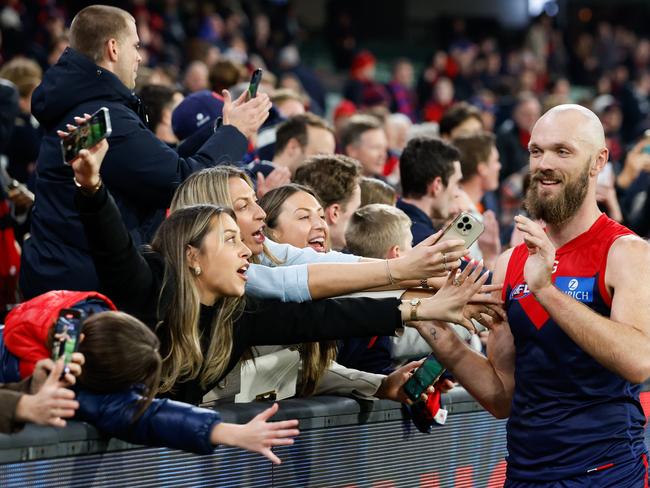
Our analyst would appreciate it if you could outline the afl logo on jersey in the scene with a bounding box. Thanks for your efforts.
[509,283,531,301]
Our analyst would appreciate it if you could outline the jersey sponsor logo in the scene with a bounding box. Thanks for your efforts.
[555,276,595,303]
[509,283,531,301]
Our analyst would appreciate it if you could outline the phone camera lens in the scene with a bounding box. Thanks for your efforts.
[466,224,472,230]
[462,216,470,223]
[457,222,464,229]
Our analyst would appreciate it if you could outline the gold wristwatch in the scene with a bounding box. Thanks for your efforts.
[410,298,422,321]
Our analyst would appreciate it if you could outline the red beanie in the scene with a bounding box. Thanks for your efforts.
[351,50,376,76]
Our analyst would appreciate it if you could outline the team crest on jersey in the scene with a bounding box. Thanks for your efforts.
[555,276,595,303]
[509,283,531,301]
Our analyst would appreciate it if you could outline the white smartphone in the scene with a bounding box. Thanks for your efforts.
[436,212,485,249]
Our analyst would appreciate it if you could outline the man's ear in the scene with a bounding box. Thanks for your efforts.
[386,245,401,259]
[427,176,443,197]
[591,147,609,176]
[325,203,340,225]
[106,38,120,63]
[345,143,359,160]
[161,107,172,127]
[476,162,488,178]
[285,137,302,155]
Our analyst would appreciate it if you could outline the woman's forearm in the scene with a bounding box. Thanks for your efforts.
[307,261,396,299]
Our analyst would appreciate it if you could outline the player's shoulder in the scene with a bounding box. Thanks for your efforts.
[493,246,519,284]
[609,234,650,263]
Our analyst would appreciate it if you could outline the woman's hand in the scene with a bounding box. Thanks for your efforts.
[210,403,299,464]
[57,114,109,192]
[15,359,79,428]
[408,261,501,333]
[391,230,469,280]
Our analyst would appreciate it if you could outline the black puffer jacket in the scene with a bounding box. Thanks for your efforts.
[21,48,248,298]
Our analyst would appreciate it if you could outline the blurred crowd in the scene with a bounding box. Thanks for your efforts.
[0,0,649,465]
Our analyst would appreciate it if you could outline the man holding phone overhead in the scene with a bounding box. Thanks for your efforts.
[411,104,650,486]
[21,4,272,299]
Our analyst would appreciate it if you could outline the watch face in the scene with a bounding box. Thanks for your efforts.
[410,298,420,306]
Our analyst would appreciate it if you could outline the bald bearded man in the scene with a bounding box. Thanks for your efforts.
[410,104,650,486]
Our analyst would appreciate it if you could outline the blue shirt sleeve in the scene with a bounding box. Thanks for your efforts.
[245,263,312,302]
[262,239,361,266]
[75,387,221,455]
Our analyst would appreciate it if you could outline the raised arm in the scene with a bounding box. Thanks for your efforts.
[407,250,516,418]
[69,138,158,312]
[516,215,650,383]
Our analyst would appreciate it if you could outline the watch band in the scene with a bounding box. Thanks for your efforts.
[410,298,421,321]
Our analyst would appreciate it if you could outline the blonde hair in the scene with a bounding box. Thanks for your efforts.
[171,166,281,265]
[0,57,42,98]
[150,205,244,393]
[173,168,334,396]
[345,204,412,258]
[359,177,397,207]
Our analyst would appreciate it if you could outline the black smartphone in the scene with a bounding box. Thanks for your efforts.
[51,308,84,374]
[404,354,446,402]
[248,68,263,99]
[61,107,112,164]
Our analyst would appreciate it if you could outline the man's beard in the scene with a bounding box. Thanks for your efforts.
[524,162,590,225]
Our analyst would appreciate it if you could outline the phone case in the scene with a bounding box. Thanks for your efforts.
[437,212,485,249]
[248,69,263,98]
[404,355,446,402]
[60,107,112,164]
[52,308,83,370]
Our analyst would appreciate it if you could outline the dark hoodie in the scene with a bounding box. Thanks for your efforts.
[20,48,248,299]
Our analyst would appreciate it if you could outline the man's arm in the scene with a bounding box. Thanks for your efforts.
[408,249,516,418]
[529,233,650,384]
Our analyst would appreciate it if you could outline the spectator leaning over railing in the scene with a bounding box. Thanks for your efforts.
[1,306,299,463]
[20,4,271,299]
[66,133,501,406]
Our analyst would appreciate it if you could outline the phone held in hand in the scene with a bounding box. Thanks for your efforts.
[248,68,263,99]
[61,107,112,164]
[51,308,84,374]
[437,211,485,249]
[404,354,446,403]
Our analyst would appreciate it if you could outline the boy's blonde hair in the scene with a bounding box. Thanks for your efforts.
[345,204,412,258]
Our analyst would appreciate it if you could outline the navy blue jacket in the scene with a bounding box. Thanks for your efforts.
[396,198,437,245]
[75,387,220,455]
[20,48,248,298]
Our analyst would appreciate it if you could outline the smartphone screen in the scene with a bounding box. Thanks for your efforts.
[248,68,263,99]
[404,354,446,402]
[61,107,112,164]
[52,309,83,372]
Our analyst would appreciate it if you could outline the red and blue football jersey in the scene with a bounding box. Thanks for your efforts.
[503,214,647,481]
